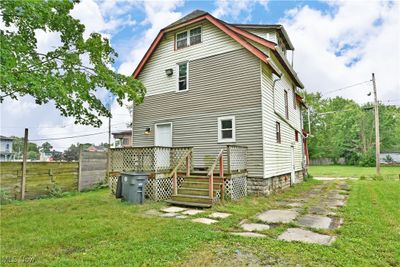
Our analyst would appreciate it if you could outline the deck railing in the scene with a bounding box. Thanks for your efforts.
[108,146,193,174]
[207,148,225,199]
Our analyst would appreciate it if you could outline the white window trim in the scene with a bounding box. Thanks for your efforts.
[154,122,173,147]
[175,26,202,49]
[217,116,236,143]
[176,61,189,92]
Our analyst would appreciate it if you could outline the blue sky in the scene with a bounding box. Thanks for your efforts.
[1,0,399,150]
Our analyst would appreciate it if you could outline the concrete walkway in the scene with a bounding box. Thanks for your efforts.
[144,179,349,246]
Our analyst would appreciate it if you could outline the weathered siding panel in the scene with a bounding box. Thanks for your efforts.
[133,49,264,177]
[261,63,304,178]
[138,20,243,96]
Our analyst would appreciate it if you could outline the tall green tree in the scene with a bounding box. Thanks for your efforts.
[0,0,145,126]
[40,142,53,153]
[303,92,400,166]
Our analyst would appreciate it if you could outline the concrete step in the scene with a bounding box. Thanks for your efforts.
[170,194,213,204]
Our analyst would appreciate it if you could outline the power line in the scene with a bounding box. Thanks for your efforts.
[30,131,108,141]
[321,80,371,97]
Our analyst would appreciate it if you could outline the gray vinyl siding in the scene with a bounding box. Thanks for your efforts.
[133,49,264,178]
[261,63,304,178]
[138,20,243,96]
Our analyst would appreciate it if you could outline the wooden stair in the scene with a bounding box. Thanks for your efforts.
[166,176,224,208]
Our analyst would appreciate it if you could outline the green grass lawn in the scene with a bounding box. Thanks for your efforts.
[308,165,400,179]
[1,179,399,266]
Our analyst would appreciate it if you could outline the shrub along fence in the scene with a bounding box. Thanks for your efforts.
[0,149,108,200]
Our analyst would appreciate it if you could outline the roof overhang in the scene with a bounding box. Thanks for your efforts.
[132,13,282,79]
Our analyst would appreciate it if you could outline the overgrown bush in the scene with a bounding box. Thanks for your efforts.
[359,175,367,180]
[0,189,12,205]
[359,150,376,167]
[47,183,64,198]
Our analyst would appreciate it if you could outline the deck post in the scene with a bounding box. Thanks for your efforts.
[186,153,190,177]
[209,172,214,198]
[173,172,178,195]
[227,145,231,175]
[219,155,223,177]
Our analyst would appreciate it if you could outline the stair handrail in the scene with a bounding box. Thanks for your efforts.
[169,149,192,195]
[207,148,224,199]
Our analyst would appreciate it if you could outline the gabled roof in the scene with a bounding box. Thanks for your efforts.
[132,10,304,88]
[232,24,294,50]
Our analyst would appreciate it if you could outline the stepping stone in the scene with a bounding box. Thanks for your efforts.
[241,223,270,232]
[192,218,218,225]
[257,209,298,224]
[287,202,303,208]
[308,206,336,216]
[209,212,231,219]
[297,214,332,229]
[160,212,178,218]
[231,232,266,238]
[144,209,163,216]
[161,207,186,213]
[325,199,345,208]
[328,194,346,200]
[175,215,188,219]
[182,209,204,216]
[278,228,336,245]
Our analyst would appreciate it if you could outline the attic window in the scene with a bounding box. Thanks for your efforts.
[190,27,201,45]
[176,31,188,49]
[176,26,202,50]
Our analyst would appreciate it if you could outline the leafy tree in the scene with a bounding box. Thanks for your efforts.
[51,150,62,161]
[303,92,400,166]
[40,142,53,153]
[0,0,145,126]
[28,150,38,160]
[11,136,39,159]
[63,144,79,161]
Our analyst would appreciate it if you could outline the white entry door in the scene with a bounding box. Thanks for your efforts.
[290,145,296,184]
[154,123,172,169]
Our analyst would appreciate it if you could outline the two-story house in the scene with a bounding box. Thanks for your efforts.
[128,10,308,206]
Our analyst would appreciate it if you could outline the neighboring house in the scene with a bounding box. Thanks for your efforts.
[112,130,132,147]
[0,136,15,161]
[130,10,308,198]
[380,151,400,164]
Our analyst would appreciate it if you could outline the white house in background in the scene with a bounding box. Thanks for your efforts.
[0,136,15,161]
[122,10,309,206]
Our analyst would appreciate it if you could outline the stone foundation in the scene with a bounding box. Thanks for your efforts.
[247,170,305,195]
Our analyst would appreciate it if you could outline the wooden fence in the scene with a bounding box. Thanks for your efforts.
[79,149,107,191]
[0,162,78,199]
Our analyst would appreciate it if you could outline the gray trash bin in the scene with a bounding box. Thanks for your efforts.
[120,172,148,204]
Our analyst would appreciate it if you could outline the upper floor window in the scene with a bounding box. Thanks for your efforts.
[176,27,202,50]
[189,27,201,45]
[218,116,236,143]
[295,130,299,142]
[293,86,297,110]
[284,90,289,120]
[276,122,281,143]
[177,62,188,91]
[176,31,188,49]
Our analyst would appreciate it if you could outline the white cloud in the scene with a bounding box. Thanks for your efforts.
[281,1,400,104]
[118,0,183,75]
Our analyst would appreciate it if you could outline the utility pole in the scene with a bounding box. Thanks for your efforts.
[372,73,381,175]
[21,128,28,200]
